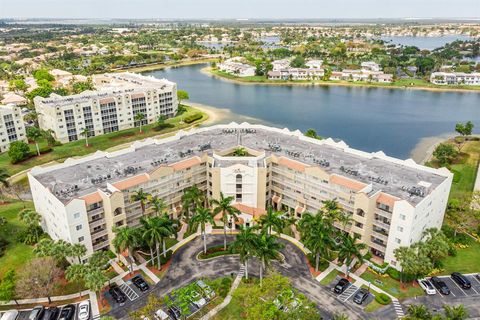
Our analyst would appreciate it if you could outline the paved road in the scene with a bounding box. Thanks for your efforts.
[107,235,389,320]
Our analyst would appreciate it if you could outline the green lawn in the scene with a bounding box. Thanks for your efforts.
[0,105,208,176]
[0,201,35,277]
[441,241,480,275]
[449,140,480,200]
[319,269,341,286]
[361,285,390,313]
[360,270,424,300]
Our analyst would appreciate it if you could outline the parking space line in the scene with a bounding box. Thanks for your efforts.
[449,279,468,296]
[471,276,480,286]
[342,287,359,302]
[471,286,479,295]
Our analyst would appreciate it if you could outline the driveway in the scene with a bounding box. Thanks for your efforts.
[107,235,388,320]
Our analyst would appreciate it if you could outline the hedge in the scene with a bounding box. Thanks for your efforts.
[375,293,392,305]
[184,113,203,123]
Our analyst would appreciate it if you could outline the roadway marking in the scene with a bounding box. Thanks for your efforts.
[119,281,139,301]
[449,278,468,297]
[392,300,405,318]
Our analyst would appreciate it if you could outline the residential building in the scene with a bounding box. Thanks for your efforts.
[430,72,480,86]
[306,60,323,69]
[28,123,452,268]
[1,93,28,106]
[218,58,256,77]
[34,72,178,143]
[272,59,291,71]
[330,69,393,83]
[361,61,381,72]
[268,68,325,80]
[0,104,28,152]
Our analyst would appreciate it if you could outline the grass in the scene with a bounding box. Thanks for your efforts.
[0,201,35,278]
[360,270,424,300]
[361,285,389,313]
[440,241,480,275]
[0,105,208,176]
[319,269,341,286]
[448,140,480,200]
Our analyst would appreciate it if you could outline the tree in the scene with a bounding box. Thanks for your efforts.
[259,206,285,235]
[140,215,174,270]
[0,270,17,305]
[130,188,150,216]
[83,269,108,293]
[8,141,30,164]
[304,129,321,139]
[134,112,145,133]
[149,195,167,217]
[290,56,306,68]
[34,238,71,263]
[16,257,62,303]
[433,143,458,166]
[9,79,28,92]
[72,80,95,94]
[300,213,335,272]
[419,228,450,267]
[0,168,10,202]
[156,115,168,129]
[394,245,433,284]
[19,208,41,242]
[443,304,468,320]
[190,206,215,254]
[42,129,57,147]
[181,185,205,221]
[337,233,367,278]
[254,233,284,286]
[33,69,54,82]
[211,192,240,250]
[177,90,189,105]
[454,121,474,151]
[405,304,432,320]
[231,225,258,280]
[70,243,87,264]
[112,226,139,274]
[26,126,43,156]
[65,264,87,298]
[79,128,90,147]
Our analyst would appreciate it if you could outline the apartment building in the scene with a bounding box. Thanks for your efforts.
[34,72,178,143]
[218,58,256,77]
[28,123,452,268]
[0,104,28,152]
[430,72,480,86]
[330,69,393,83]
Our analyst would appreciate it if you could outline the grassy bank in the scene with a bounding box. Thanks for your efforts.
[360,270,424,300]
[0,105,208,176]
[440,241,480,275]
[115,58,218,73]
[208,68,480,92]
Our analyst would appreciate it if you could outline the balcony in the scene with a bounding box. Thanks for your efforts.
[90,227,108,238]
[375,208,392,219]
[369,241,386,253]
[89,217,106,229]
[373,219,391,231]
[93,240,109,251]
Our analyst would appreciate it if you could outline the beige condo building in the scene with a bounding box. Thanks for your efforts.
[0,104,28,152]
[28,123,452,268]
[34,72,178,143]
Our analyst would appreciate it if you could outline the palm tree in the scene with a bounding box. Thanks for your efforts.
[79,128,90,147]
[83,269,108,295]
[65,264,87,298]
[190,206,215,254]
[26,126,43,156]
[259,206,285,235]
[19,208,41,241]
[405,304,432,320]
[0,168,10,203]
[443,305,468,320]
[181,185,205,221]
[149,195,167,217]
[112,226,139,274]
[337,233,367,278]
[322,199,341,221]
[130,188,150,216]
[230,225,258,279]
[70,243,87,264]
[140,215,175,269]
[134,112,145,133]
[301,214,335,272]
[254,233,284,286]
[211,192,240,250]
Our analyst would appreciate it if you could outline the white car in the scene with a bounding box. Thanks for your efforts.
[196,280,215,300]
[1,310,19,320]
[418,279,436,295]
[191,291,207,308]
[77,301,90,320]
[154,309,170,320]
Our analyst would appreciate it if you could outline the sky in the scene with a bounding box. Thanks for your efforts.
[1,0,479,19]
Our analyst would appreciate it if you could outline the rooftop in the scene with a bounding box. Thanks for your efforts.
[30,123,450,206]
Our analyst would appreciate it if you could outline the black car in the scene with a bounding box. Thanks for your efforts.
[109,284,127,304]
[40,307,60,320]
[29,306,45,320]
[334,278,350,294]
[168,306,182,320]
[430,277,450,295]
[132,275,149,292]
[58,305,75,320]
[451,272,471,289]
[353,288,369,305]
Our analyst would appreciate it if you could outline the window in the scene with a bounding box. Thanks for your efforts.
[74,212,80,219]
[395,238,401,244]
[236,193,242,201]
[399,214,406,220]
[76,224,83,231]
[397,226,404,232]
[78,236,84,242]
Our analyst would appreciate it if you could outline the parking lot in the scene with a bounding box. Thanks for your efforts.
[325,276,375,310]
[104,274,150,309]
[0,300,91,320]
[433,274,480,298]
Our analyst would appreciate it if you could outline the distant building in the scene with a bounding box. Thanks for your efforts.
[272,59,291,71]
[430,72,480,86]
[1,93,28,106]
[268,68,325,81]
[50,69,73,81]
[361,61,381,72]
[34,72,178,143]
[0,104,28,153]
[330,69,393,83]
[305,60,323,69]
[218,58,256,77]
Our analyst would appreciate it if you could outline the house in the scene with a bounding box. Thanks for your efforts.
[430,72,480,85]
[305,60,323,69]
[1,93,27,106]
[361,61,381,72]
[218,58,256,77]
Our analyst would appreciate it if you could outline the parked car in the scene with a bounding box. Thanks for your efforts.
[430,277,450,295]
[132,275,150,292]
[353,288,369,305]
[196,280,215,300]
[109,284,127,305]
[451,272,471,289]
[58,305,75,320]
[167,306,181,320]
[29,306,45,320]
[0,310,19,320]
[78,301,90,320]
[40,307,59,320]
[191,290,207,308]
[476,274,480,282]
[418,279,436,295]
[334,278,350,294]
[154,309,171,320]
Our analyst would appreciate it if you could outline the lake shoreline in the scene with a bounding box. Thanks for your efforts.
[202,67,480,94]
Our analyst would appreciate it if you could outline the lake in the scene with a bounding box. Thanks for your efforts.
[144,64,480,159]
[380,35,474,50]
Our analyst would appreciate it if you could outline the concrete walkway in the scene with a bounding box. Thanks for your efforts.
[138,263,161,284]
[176,221,189,241]
[110,259,125,275]
[199,265,245,320]
[315,263,337,282]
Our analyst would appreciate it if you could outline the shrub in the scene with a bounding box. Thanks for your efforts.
[184,113,203,124]
[375,293,392,305]
[386,267,400,281]
[8,141,31,164]
[218,277,232,297]
[363,251,373,261]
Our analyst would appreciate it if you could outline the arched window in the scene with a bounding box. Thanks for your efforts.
[113,208,123,216]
